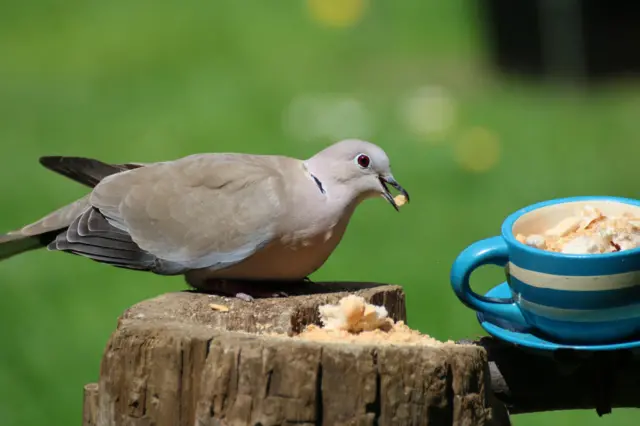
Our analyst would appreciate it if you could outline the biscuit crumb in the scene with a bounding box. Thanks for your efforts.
[394,194,408,207]
[209,303,230,312]
[294,295,454,346]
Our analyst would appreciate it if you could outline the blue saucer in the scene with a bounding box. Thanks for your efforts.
[477,282,640,352]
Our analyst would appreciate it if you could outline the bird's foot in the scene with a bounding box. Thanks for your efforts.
[187,278,291,301]
[234,290,289,302]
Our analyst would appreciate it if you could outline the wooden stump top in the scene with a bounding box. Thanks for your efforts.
[118,281,407,336]
[84,282,500,426]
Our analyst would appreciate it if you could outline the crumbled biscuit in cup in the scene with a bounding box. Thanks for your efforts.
[516,205,640,254]
[524,234,546,248]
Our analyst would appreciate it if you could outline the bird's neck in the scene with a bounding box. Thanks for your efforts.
[302,158,329,189]
[302,159,366,212]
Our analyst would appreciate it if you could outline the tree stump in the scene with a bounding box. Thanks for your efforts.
[83,282,500,426]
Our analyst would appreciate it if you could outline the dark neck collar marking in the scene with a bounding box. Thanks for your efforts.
[310,173,325,194]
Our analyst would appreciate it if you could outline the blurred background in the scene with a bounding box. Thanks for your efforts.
[1,1,639,425]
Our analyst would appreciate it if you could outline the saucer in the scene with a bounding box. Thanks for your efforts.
[477,282,640,352]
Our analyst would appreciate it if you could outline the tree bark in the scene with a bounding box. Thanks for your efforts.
[84,282,497,426]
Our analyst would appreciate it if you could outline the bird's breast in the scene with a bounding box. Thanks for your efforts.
[187,206,356,283]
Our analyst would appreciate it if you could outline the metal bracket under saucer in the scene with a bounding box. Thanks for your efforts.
[477,282,640,354]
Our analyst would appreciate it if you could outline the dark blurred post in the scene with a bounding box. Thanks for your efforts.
[477,0,640,83]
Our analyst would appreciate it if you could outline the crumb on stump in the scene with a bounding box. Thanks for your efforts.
[279,294,457,347]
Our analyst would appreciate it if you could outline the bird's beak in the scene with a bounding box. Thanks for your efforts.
[379,175,410,211]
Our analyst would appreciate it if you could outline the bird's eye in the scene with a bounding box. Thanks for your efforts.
[355,154,371,169]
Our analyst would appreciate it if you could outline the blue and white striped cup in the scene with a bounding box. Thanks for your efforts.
[450,196,640,344]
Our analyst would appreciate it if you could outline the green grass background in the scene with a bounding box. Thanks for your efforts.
[1,1,640,425]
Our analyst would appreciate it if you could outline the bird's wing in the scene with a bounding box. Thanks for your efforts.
[71,153,292,273]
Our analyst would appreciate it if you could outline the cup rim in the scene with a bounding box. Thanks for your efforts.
[501,195,640,259]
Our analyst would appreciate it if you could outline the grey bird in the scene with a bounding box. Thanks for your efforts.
[0,139,409,298]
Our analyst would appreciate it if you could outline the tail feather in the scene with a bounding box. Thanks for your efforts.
[0,195,91,261]
[0,230,60,261]
[19,195,91,236]
[1,155,146,262]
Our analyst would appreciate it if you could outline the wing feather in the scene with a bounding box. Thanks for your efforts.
[89,154,291,271]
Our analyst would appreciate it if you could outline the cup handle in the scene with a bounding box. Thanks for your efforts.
[450,236,528,327]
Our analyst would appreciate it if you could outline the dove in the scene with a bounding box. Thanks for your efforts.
[0,139,409,298]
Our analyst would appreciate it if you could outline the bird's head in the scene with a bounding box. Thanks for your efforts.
[307,139,409,210]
